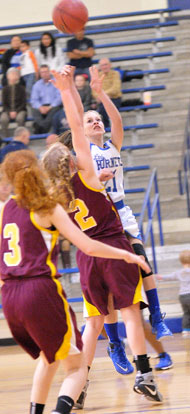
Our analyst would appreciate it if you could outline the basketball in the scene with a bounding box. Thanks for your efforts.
[52,0,88,34]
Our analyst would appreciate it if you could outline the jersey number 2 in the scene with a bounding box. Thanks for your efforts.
[3,223,22,266]
[70,199,97,231]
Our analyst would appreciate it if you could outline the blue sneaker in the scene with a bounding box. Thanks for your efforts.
[107,341,134,375]
[150,311,173,341]
[155,352,173,370]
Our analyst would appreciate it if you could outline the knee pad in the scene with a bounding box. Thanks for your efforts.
[132,243,153,278]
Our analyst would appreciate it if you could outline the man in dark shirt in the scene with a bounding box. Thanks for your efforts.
[66,30,95,80]
[0,126,30,163]
[1,35,22,86]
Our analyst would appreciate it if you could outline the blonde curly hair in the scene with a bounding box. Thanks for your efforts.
[42,142,75,211]
[1,149,56,215]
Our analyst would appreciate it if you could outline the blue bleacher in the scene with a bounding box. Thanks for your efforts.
[93,51,173,65]
[120,103,162,112]
[122,85,166,94]
[0,21,179,45]
[0,7,181,33]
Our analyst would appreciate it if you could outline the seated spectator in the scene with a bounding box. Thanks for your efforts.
[1,35,22,86]
[74,74,95,111]
[51,109,69,136]
[52,74,94,135]
[0,68,27,138]
[20,40,39,98]
[92,58,122,128]
[35,32,65,72]
[30,64,62,134]
[66,29,95,80]
[0,126,30,163]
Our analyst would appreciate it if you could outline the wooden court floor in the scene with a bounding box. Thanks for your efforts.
[0,334,190,414]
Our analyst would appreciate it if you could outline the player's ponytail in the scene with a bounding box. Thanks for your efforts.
[42,142,75,211]
[1,149,56,214]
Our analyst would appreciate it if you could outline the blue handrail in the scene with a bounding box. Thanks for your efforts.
[178,103,190,217]
[138,168,164,273]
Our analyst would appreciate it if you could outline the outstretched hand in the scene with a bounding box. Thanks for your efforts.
[124,251,151,274]
[90,65,105,95]
[50,65,75,92]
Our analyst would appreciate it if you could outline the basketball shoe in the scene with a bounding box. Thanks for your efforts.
[107,341,134,375]
[73,379,89,409]
[155,352,173,370]
[133,370,163,402]
[150,310,173,341]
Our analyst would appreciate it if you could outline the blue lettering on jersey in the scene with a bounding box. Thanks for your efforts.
[94,154,123,171]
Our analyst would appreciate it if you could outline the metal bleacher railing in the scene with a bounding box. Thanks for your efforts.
[178,102,190,217]
[138,168,164,273]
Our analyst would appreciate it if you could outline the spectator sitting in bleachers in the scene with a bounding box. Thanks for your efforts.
[92,58,122,128]
[20,40,39,98]
[0,68,27,138]
[52,73,94,135]
[66,29,95,80]
[74,74,95,111]
[1,35,22,86]
[30,64,62,134]
[35,31,66,72]
[0,126,30,163]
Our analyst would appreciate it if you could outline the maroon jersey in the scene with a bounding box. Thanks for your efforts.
[0,198,60,280]
[69,172,123,239]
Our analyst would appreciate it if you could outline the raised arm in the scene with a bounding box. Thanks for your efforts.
[90,66,123,151]
[51,67,97,180]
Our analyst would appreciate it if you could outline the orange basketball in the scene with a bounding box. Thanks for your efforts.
[52,0,88,34]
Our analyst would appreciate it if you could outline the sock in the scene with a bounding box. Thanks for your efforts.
[30,403,45,414]
[60,250,71,269]
[146,288,160,315]
[104,322,121,344]
[55,395,74,414]
[134,354,151,374]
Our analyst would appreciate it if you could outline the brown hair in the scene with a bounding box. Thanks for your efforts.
[42,143,75,211]
[179,250,190,265]
[1,150,56,215]
[58,130,73,151]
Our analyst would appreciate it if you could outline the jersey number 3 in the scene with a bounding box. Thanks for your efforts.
[70,199,97,231]
[3,223,22,266]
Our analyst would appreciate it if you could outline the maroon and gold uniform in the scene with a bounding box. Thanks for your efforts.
[0,198,82,363]
[69,172,146,315]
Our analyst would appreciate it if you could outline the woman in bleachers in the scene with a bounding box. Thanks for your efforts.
[35,32,65,72]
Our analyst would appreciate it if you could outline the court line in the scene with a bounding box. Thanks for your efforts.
[107,406,190,414]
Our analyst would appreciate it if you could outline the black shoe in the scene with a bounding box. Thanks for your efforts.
[73,380,89,409]
[133,370,163,403]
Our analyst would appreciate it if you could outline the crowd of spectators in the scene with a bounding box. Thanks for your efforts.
[0,29,127,147]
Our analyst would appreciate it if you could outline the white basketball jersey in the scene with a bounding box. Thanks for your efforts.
[90,139,141,239]
[90,139,125,202]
